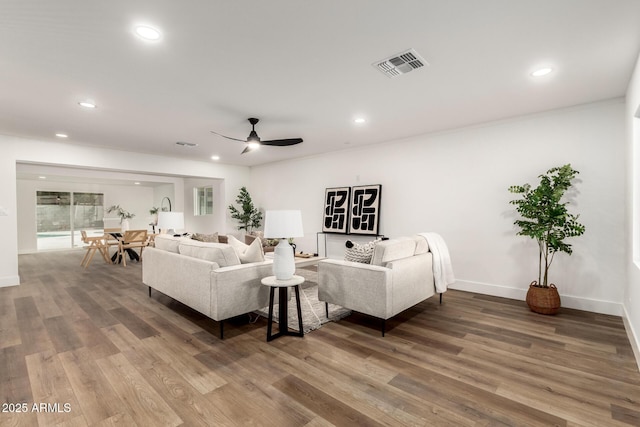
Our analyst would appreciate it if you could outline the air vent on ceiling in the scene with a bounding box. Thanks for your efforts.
[373,48,429,78]
[175,141,198,147]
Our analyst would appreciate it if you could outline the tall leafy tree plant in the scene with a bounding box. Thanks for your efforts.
[228,186,262,232]
[508,164,585,288]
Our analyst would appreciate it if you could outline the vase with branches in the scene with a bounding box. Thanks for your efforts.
[106,205,135,223]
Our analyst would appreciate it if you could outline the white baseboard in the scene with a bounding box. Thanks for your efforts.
[451,280,623,316]
[0,275,20,288]
[623,305,640,371]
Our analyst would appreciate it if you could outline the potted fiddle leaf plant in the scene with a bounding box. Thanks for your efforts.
[228,186,262,233]
[508,164,585,314]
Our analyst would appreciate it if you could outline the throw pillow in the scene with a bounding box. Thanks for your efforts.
[192,232,219,243]
[227,235,265,263]
[344,239,381,264]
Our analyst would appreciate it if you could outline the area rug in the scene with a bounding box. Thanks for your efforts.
[255,268,351,334]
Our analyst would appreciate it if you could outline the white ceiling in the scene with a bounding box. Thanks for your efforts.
[1,1,639,167]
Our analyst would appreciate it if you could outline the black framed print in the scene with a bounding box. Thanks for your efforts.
[349,184,381,235]
[322,187,350,233]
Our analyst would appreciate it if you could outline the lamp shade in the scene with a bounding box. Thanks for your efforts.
[263,210,304,238]
[157,211,184,232]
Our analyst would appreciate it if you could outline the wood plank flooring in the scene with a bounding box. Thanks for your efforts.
[1,250,639,426]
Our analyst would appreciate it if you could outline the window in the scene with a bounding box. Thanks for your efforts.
[194,186,213,216]
[36,191,104,250]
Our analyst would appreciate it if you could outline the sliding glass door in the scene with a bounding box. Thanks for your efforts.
[36,191,104,250]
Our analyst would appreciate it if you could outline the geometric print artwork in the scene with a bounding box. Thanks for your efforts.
[349,184,382,235]
[322,187,351,233]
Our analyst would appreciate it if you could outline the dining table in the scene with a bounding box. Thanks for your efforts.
[107,231,140,263]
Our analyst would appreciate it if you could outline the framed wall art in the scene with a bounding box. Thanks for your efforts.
[322,186,351,233]
[349,184,382,235]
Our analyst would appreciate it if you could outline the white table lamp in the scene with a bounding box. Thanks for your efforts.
[264,210,304,280]
[158,211,184,235]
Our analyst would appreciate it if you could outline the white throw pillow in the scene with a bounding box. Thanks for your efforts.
[227,235,265,263]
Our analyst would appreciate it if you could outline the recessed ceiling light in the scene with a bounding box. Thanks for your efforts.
[211,155,220,161]
[134,182,140,185]
[135,25,161,41]
[354,117,366,124]
[38,176,46,179]
[55,133,68,138]
[78,101,96,109]
[531,67,553,77]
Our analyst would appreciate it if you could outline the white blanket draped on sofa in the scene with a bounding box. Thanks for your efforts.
[419,232,455,293]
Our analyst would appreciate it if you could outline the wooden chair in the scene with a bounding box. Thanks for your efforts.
[117,229,148,267]
[80,230,110,268]
[103,227,121,256]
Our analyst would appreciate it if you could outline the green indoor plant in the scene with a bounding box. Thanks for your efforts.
[228,186,263,233]
[508,164,585,314]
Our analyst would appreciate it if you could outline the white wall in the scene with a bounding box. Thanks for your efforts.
[0,135,250,287]
[183,178,226,234]
[251,99,626,316]
[625,52,640,365]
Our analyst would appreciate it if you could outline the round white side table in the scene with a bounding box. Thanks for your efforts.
[261,275,305,342]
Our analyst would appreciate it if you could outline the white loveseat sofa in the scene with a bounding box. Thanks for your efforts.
[142,234,273,338]
[318,235,437,336]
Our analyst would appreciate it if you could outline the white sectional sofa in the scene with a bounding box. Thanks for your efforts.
[318,235,437,336]
[142,234,273,338]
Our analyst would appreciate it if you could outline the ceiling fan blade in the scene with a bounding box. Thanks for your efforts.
[241,146,252,154]
[261,138,303,147]
[210,130,246,142]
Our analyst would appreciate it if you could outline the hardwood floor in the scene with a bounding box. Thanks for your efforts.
[1,251,639,426]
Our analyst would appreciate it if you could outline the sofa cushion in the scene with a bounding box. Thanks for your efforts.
[178,240,240,267]
[192,232,219,243]
[344,239,381,263]
[154,234,186,253]
[414,235,429,254]
[228,235,265,263]
[245,231,267,246]
[370,237,417,266]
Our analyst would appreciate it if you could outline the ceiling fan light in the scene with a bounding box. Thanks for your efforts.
[248,142,260,150]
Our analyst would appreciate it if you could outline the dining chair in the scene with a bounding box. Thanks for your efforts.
[80,230,111,268]
[117,229,148,267]
[103,227,121,257]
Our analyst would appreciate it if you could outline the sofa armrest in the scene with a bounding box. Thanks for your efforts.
[210,261,275,320]
[386,253,434,315]
[318,259,392,319]
[142,247,219,317]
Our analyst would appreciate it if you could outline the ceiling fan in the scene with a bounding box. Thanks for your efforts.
[211,117,303,154]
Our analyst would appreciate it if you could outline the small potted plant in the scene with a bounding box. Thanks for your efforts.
[508,164,586,314]
[106,205,135,231]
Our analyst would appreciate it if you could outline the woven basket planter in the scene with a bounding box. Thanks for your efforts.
[526,281,561,315]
